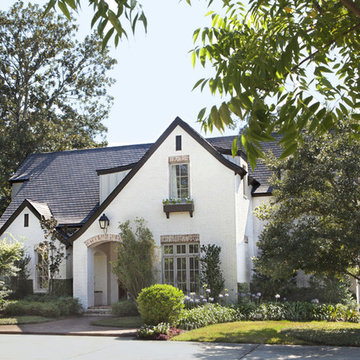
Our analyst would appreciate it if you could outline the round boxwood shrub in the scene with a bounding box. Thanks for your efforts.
[137,284,184,325]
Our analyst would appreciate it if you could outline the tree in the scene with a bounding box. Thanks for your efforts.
[0,1,116,215]
[0,238,23,306]
[192,0,360,167]
[111,218,156,299]
[45,0,148,50]
[253,120,360,282]
[36,217,67,294]
[200,244,225,300]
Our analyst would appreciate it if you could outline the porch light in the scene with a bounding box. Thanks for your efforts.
[99,213,109,230]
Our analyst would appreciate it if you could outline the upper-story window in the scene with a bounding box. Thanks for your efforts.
[170,163,189,199]
[24,213,29,227]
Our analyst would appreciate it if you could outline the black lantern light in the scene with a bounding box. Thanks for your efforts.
[99,213,109,230]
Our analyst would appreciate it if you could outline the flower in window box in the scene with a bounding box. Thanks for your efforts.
[162,199,170,205]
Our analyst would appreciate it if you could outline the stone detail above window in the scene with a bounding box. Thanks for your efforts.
[168,155,189,164]
[160,234,199,244]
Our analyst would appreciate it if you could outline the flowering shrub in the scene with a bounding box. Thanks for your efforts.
[177,302,360,329]
[177,303,239,330]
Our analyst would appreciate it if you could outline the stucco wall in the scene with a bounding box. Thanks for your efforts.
[74,125,245,307]
[0,207,70,292]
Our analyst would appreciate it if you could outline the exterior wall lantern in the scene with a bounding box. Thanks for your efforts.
[99,213,109,231]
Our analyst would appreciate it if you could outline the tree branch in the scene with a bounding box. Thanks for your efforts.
[341,0,360,18]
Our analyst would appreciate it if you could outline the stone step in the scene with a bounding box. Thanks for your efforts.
[84,306,113,317]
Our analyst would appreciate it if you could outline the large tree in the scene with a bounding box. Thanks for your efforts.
[254,120,360,281]
[47,0,360,166]
[0,1,116,215]
[192,0,360,166]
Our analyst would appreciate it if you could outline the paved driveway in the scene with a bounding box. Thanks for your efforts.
[1,335,360,360]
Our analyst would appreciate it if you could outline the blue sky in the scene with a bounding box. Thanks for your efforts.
[1,0,239,146]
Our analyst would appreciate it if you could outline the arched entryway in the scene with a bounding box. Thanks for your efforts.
[85,234,122,307]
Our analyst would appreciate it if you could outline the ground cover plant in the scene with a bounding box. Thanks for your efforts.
[0,315,53,325]
[173,321,360,346]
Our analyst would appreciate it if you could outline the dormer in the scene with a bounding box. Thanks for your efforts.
[96,163,134,204]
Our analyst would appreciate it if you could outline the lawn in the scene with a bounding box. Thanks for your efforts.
[91,316,143,328]
[0,316,53,325]
[173,321,360,346]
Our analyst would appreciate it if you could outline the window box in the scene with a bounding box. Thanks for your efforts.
[163,202,194,219]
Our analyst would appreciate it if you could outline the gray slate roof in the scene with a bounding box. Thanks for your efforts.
[0,133,280,228]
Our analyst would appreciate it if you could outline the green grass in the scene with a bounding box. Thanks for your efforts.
[0,316,53,325]
[91,316,143,328]
[173,321,360,346]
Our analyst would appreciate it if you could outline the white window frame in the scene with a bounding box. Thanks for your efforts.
[162,242,200,294]
[169,162,190,200]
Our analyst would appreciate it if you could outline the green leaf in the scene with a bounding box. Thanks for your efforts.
[192,78,205,91]
[64,0,76,10]
[280,142,297,159]
[219,103,233,126]
[108,9,124,36]
[44,0,57,15]
[210,105,223,131]
[58,1,71,20]
[191,51,196,68]
[102,28,115,52]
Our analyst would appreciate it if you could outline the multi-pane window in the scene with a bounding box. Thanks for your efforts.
[170,163,189,200]
[162,243,199,293]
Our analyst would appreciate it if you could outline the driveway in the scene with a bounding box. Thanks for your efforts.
[1,335,360,360]
[0,316,136,336]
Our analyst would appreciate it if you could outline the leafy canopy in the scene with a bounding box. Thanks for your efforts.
[254,120,360,281]
[48,0,360,167]
[0,1,116,215]
[192,0,360,167]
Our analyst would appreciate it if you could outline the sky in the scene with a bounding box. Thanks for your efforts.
[1,0,238,146]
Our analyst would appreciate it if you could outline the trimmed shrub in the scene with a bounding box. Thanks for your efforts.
[112,300,139,317]
[137,284,184,325]
[1,297,82,317]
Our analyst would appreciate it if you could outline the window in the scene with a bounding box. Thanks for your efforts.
[35,244,49,291]
[24,213,29,227]
[162,243,200,293]
[176,135,182,151]
[170,163,189,199]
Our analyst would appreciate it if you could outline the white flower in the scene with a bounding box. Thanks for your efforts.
[218,294,224,298]
[209,297,214,302]
[190,292,196,296]
[275,294,281,299]
[257,292,262,297]
[225,293,229,297]
[206,288,211,293]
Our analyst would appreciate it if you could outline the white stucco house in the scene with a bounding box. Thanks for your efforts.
[0,117,280,309]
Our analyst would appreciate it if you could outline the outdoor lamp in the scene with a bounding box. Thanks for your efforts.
[99,213,109,230]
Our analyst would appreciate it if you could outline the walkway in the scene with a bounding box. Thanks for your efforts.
[0,316,136,336]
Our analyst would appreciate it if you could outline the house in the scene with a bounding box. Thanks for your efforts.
[0,117,280,309]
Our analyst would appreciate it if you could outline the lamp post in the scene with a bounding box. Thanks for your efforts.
[99,213,109,232]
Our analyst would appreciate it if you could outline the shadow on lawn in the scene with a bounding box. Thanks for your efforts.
[281,328,360,347]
